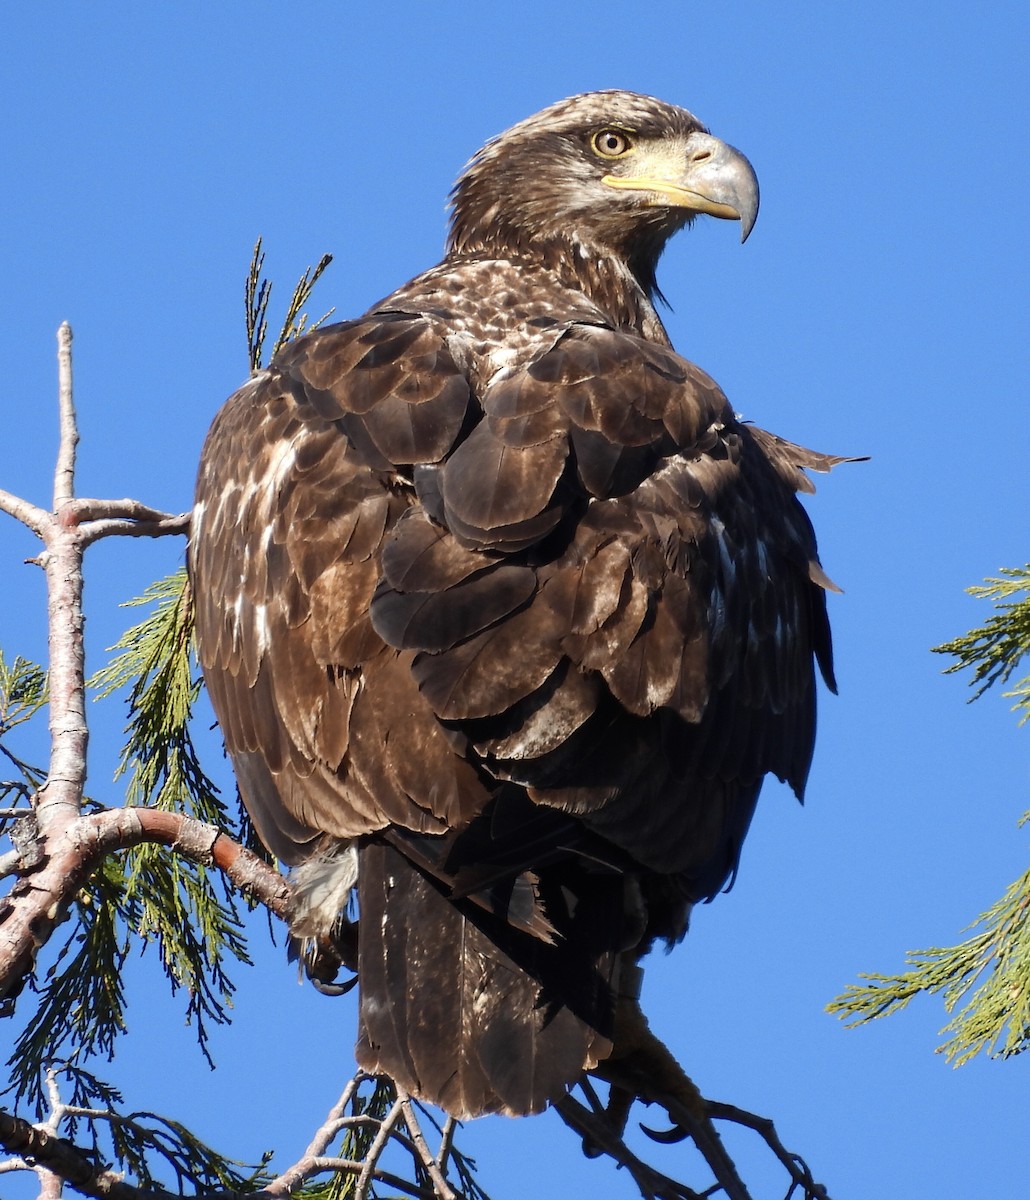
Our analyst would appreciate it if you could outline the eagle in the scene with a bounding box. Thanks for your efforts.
[190,90,843,1120]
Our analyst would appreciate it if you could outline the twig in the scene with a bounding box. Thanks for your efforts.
[0,847,22,878]
[0,739,47,783]
[435,1116,458,1172]
[62,499,187,524]
[63,499,190,547]
[396,1092,459,1200]
[42,1065,68,1135]
[555,1069,833,1200]
[0,1071,448,1200]
[662,1094,751,1200]
[353,1094,405,1198]
[305,1158,436,1199]
[0,487,48,536]
[256,1081,355,1196]
[77,514,191,546]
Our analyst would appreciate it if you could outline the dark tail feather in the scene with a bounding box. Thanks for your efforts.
[355,841,620,1118]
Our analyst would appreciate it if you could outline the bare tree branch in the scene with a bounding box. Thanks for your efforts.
[77,513,191,546]
[1,325,190,843]
[592,987,752,1200]
[0,804,291,1006]
[396,1091,459,1200]
[53,322,77,510]
[57,499,190,547]
[354,1095,405,1199]
[85,807,290,919]
[304,1159,436,1199]
[0,847,23,879]
[0,1073,475,1200]
[64,499,188,525]
[0,487,49,536]
[0,326,212,1005]
[545,989,833,1200]
[435,1116,458,1173]
[706,1103,829,1199]
[36,518,88,827]
[260,1077,364,1197]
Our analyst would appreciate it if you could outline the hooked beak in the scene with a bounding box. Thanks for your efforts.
[602,131,760,242]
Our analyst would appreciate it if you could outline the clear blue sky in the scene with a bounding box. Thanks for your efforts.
[2,4,1028,1197]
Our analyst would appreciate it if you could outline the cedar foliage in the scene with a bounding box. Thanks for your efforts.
[830,564,1030,1062]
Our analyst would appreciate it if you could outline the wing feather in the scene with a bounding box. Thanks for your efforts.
[337,319,836,888]
[193,305,840,894]
[191,314,488,862]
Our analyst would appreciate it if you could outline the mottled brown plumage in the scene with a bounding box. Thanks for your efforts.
[190,91,845,1118]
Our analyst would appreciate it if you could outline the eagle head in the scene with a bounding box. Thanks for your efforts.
[448,90,759,293]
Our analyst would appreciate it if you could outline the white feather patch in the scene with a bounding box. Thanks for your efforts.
[289,844,359,939]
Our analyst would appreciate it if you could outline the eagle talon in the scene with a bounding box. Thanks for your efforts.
[309,973,359,997]
[640,1121,689,1145]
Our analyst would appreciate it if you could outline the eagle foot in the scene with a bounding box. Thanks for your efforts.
[577,1082,636,1158]
[586,987,752,1195]
[288,914,360,996]
[594,985,707,1121]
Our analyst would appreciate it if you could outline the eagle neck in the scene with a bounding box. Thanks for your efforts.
[449,233,671,344]
[551,235,671,343]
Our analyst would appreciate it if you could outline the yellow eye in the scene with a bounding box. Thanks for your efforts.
[592,128,633,158]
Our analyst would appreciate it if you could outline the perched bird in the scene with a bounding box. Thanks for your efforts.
[190,90,844,1119]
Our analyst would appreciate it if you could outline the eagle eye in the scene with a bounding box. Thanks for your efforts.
[592,128,633,159]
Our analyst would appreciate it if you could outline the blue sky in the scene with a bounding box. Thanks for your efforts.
[2,3,1028,1197]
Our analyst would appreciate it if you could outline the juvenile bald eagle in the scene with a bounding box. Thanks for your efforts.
[191,91,843,1119]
